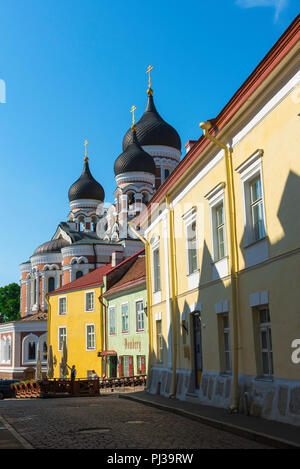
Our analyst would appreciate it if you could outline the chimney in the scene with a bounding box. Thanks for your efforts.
[111,251,124,267]
[185,140,197,154]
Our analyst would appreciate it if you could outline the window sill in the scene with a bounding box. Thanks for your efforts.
[219,372,232,377]
[187,269,200,278]
[243,236,268,249]
[255,376,274,382]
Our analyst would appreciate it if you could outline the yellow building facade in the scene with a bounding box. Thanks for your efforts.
[139,17,300,425]
[47,265,112,379]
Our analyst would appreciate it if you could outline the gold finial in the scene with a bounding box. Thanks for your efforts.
[146,65,154,95]
[84,139,88,162]
[131,105,136,130]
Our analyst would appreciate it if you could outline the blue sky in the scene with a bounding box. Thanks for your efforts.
[0,0,298,286]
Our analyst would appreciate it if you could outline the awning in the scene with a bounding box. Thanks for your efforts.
[98,350,117,356]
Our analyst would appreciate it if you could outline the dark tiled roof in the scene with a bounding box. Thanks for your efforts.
[68,159,105,202]
[114,129,156,176]
[33,237,70,256]
[17,312,48,322]
[104,255,146,296]
[48,263,112,295]
[122,92,181,151]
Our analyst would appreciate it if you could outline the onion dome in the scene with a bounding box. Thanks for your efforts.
[114,128,156,176]
[33,237,70,256]
[122,89,181,152]
[68,158,105,202]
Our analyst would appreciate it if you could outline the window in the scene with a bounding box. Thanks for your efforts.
[250,177,266,242]
[28,341,36,360]
[236,150,266,246]
[33,278,37,304]
[156,320,163,362]
[137,355,146,374]
[109,307,116,335]
[153,247,161,292]
[85,291,95,312]
[58,327,67,351]
[164,169,170,180]
[48,277,55,293]
[58,296,67,315]
[221,314,231,373]
[42,341,47,362]
[258,307,273,377]
[186,220,198,275]
[136,300,145,331]
[0,336,12,364]
[121,303,129,333]
[86,324,96,350]
[76,271,83,279]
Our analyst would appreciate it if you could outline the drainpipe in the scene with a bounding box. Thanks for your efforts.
[128,221,152,391]
[166,194,178,399]
[45,294,51,349]
[98,295,107,378]
[200,121,240,412]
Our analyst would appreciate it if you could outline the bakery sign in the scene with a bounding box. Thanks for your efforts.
[124,338,142,353]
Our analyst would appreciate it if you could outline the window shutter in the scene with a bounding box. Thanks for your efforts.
[129,356,133,376]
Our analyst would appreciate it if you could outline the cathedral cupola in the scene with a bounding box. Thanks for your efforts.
[121,66,181,189]
[68,141,105,232]
[114,127,156,177]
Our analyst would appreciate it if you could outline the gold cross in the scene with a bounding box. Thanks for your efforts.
[130,105,136,126]
[146,65,154,89]
[84,139,88,161]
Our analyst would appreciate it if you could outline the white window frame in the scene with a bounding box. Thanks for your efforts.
[58,326,67,351]
[121,302,129,334]
[22,334,38,364]
[135,299,145,332]
[85,290,95,312]
[183,207,199,276]
[156,319,163,363]
[0,336,12,364]
[257,306,273,378]
[152,244,161,294]
[86,323,96,351]
[109,305,116,335]
[58,296,67,315]
[205,183,227,262]
[222,314,231,374]
[236,150,267,247]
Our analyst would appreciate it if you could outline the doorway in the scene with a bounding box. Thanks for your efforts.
[192,311,203,389]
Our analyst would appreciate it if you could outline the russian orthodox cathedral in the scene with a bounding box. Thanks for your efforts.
[0,70,182,379]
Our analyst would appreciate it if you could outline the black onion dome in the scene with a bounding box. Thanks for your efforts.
[33,237,70,256]
[122,92,181,151]
[114,129,156,176]
[68,159,105,202]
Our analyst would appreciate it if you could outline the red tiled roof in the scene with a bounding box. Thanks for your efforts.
[48,263,112,295]
[104,256,146,296]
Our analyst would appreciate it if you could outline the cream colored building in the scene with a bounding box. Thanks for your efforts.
[138,17,300,425]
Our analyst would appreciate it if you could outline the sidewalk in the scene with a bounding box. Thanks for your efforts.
[0,415,33,449]
[119,391,300,449]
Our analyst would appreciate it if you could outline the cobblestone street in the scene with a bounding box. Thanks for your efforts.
[0,394,271,449]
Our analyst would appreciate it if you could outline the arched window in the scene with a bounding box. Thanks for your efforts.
[23,334,38,363]
[128,192,135,207]
[48,277,55,293]
[76,271,83,279]
[33,278,37,304]
[142,192,148,205]
[92,216,97,232]
[78,217,85,232]
[0,336,11,364]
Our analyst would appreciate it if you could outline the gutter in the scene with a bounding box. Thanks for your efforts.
[128,222,153,391]
[200,121,240,413]
[166,194,178,399]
